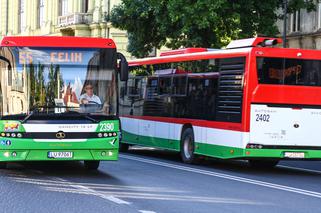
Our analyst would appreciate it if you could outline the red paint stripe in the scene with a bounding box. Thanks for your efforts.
[120,115,245,132]
[1,36,116,48]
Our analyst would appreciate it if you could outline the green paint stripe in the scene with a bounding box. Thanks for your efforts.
[122,130,321,160]
[122,130,180,151]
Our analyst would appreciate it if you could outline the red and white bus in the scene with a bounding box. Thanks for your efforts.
[119,37,321,167]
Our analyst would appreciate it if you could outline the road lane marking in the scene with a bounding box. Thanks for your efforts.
[278,165,321,175]
[12,176,265,205]
[121,154,321,199]
[71,184,131,205]
[139,210,157,213]
[10,175,131,205]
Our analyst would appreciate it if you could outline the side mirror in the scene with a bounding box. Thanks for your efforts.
[0,56,12,71]
[117,52,128,81]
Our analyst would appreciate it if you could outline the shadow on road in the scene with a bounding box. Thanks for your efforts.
[4,161,122,183]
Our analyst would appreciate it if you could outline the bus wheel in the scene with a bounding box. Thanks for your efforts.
[180,128,197,164]
[0,162,7,169]
[84,161,100,170]
[119,142,129,152]
[248,159,279,168]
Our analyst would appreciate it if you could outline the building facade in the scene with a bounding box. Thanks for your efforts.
[277,1,321,49]
[0,0,130,57]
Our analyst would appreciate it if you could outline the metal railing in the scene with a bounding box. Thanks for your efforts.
[57,13,92,27]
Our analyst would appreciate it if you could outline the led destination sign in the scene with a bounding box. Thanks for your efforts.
[17,48,97,65]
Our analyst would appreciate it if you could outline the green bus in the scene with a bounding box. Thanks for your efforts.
[0,36,128,170]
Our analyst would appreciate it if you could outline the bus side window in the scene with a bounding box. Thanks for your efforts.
[172,76,187,96]
[158,77,172,95]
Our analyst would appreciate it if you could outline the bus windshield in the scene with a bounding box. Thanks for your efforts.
[257,57,321,86]
[0,47,117,118]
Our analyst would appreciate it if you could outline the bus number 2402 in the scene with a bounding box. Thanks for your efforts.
[255,114,270,122]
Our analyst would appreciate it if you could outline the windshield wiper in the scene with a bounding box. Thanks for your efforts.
[63,111,99,123]
[21,110,36,123]
[21,105,80,123]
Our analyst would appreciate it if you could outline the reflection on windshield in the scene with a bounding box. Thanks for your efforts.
[0,47,116,117]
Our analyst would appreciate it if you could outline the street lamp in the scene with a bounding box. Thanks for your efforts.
[283,0,287,48]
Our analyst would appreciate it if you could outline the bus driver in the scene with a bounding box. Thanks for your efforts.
[80,83,102,105]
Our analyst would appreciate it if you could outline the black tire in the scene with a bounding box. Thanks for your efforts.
[180,128,197,164]
[84,160,100,170]
[119,142,129,152]
[0,162,7,169]
[248,159,279,168]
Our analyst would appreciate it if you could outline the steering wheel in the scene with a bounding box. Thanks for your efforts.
[88,101,100,105]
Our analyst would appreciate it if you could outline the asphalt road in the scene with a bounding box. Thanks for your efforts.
[1,147,321,213]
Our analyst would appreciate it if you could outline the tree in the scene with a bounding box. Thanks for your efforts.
[111,0,316,58]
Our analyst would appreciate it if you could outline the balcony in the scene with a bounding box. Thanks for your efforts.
[57,13,92,27]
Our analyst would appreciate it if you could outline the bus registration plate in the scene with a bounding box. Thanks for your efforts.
[48,151,73,159]
[284,152,305,158]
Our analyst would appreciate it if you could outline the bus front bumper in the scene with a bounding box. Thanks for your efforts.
[0,149,118,161]
[244,148,321,160]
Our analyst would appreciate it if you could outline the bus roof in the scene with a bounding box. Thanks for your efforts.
[0,36,116,48]
[129,44,321,66]
[129,47,252,66]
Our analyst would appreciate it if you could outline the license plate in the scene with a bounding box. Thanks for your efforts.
[284,152,305,158]
[48,151,73,159]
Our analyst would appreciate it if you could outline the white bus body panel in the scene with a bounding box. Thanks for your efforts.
[250,104,321,146]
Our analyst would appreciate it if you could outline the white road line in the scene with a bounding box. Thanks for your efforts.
[55,177,131,205]
[11,175,131,205]
[139,210,157,213]
[121,154,321,199]
[72,184,131,205]
[278,165,321,175]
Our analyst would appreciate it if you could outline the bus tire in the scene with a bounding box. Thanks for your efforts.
[180,128,197,164]
[119,142,129,152]
[248,159,279,168]
[0,162,7,169]
[84,160,100,170]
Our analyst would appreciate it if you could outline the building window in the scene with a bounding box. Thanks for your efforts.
[83,0,89,13]
[59,0,68,16]
[291,10,300,32]
[18,0,26,33]
[318,3,321,29]
[37,0,45,28]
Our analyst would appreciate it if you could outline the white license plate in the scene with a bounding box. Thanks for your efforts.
[48,151,73,159]
[284,152,305,158]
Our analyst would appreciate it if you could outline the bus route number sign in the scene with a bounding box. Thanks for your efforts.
[99,123,114,132]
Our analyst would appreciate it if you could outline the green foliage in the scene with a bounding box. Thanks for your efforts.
[111,0,316,58]
[27,63,64,107]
